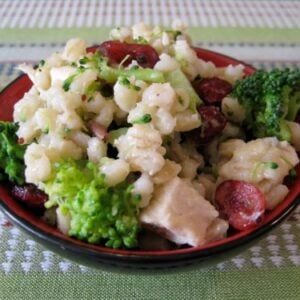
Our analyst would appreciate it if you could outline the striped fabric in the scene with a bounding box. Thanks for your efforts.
[1,1,300,299]
[0,0,299,29]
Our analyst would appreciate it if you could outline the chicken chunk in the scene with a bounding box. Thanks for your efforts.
[140,177,228,246]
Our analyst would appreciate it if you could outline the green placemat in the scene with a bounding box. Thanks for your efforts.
[1,0,300,299]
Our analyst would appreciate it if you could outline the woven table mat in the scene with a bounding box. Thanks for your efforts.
[1,1,300,299]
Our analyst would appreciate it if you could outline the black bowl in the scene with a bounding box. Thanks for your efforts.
[1,48,299,271]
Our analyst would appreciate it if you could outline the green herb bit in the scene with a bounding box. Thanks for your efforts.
[265,161,279,169]
[131,114,152,124]
[165,30,182,40]
[63,66,86,92]
[39,59,45,67]
[79,56,89,65]
[252,161,279,181]
[134,36,148,44]
[85,81,101,98]
[289,168,297,179]
[118,76,141,91]
[119,76,130,86]
[63,74,77,91]
[42,128,49,134]
[64,127,72,133]
[173,30,182,40]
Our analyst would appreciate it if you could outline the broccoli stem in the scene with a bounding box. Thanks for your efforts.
[278,120,292,142]
[93,54,164,83]
[286,91,300,121]
[64,53,165,90]
[99,64,165,83]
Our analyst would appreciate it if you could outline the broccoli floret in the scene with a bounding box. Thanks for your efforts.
[0,121,26,185]
[233,68,300,141]
[44,160,141,249]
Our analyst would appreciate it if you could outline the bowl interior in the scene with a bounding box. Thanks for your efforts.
[0,47,299,267]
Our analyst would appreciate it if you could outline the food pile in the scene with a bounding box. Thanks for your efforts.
[1,22,300,249]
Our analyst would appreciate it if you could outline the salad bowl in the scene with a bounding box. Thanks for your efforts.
[0,47,299,271]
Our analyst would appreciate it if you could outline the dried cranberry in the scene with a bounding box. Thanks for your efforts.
[11,184,48,209]
[193,77,232,104]
[198,105,227,141]
[98,41,159,68]
[215,180,266,231]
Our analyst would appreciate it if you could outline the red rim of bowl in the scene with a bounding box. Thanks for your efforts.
[0,47,300,262]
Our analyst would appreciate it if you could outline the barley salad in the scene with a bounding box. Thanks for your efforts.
[3,21,299,250]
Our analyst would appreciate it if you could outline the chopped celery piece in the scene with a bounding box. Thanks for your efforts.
[165,68,202,112]
[107,127,129,144]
